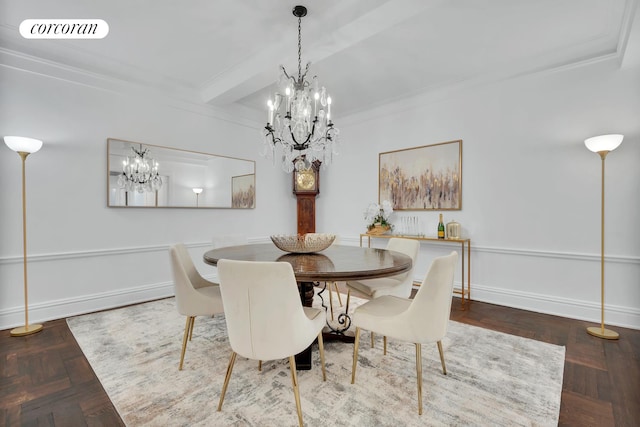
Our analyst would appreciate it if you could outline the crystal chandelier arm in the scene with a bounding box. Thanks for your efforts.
[280,65,293,81]
[298,62,311,84]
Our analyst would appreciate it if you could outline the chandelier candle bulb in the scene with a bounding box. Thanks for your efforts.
[314,92,319,116]
[267,99,274,124]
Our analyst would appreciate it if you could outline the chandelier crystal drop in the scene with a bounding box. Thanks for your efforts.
[261,5,340,173]
[117,144,163,193]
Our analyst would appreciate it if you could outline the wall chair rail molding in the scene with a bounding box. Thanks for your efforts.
[340,235,640,265]
[0,242,215,265]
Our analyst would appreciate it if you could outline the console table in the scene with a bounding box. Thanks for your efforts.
[359,234,471,308]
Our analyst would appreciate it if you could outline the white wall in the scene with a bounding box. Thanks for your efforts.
[318,24,640,329]
[0,64,297,328]
[2,11,639,330]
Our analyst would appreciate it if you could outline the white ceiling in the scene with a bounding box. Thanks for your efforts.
[0,0,635,121]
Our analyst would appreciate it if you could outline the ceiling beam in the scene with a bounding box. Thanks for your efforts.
[200,0,446,106]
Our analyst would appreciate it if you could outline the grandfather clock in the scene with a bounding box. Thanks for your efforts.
[292,160,321,370]
[292,161,320,234]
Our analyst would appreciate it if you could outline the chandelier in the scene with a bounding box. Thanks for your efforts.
[261,5,340,173]
[117,144,163,193]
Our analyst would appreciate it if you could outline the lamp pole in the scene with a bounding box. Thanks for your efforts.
[584,134,622,340]
[4,136,44,337]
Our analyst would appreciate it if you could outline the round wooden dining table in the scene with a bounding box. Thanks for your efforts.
[203,243,412,369]
[203,243,412,283]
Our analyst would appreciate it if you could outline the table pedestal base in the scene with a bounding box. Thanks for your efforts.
[295,281,316,370]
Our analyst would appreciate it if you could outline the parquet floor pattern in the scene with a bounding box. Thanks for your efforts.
[2,295,638,426]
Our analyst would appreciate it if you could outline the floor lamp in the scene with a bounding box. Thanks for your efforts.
[4,136,44,337]
[584,134,623,340]
[193,188,203,207]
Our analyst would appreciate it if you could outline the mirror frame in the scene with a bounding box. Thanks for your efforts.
[107,138,256,209]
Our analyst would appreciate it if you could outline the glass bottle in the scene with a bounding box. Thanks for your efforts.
[438,213,445,239]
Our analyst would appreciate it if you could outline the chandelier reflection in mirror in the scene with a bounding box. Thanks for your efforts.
[116,144,163,193]
[261,5,340,173]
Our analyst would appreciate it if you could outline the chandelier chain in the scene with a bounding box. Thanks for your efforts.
[297,15,302,81]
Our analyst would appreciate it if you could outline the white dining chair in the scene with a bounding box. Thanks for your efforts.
[350,251,458,415]
[216,259,327,427]
[346,237,420,347]
[169,244,225,370]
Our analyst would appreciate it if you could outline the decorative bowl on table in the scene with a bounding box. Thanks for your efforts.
[270,233,336,253]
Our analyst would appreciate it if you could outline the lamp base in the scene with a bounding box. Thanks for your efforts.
[586,326,619,340]
[10,323,43,337]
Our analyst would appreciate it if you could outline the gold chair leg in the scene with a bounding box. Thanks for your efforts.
[179,316,193,371]
[188,316,195,341]
[351,327,361,384]
[217,352,237,412]
[328,284,334,321]
[317,332,327,381]
[384,336,387,355]
[416,343,423,415]
[332,282,343,306]
[371,331,375,348]
[258,360,262,371]
[437,340,447,375]
[288,356,304,427]
[345,290,351,316]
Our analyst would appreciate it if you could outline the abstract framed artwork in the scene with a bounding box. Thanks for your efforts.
[379,140,462,210]
[231,174,255,208]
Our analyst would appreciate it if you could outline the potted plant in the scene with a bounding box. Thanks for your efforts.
[364,200,394,235]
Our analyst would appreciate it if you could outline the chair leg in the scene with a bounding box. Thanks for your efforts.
[179,316,193,371]
[317,332,327,381]
[351,327,361,384]
[288,356,304,427]
[371,331,375,348]
[332,282,343,306]
[328,284,334,321]
[188,316,195,341]
[217,352,237,412]
[258,360,262,371]
[437,340,447,375]
[416,343,423,415]
[383,336,387,355]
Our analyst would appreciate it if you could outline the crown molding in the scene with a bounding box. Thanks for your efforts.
[0,47,264,130]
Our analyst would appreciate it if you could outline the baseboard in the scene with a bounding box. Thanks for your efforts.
[469,283,640,330]
[0,281,174,330]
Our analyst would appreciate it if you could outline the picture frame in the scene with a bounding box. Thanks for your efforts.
[379,139,462,210]
[231,174,256,208]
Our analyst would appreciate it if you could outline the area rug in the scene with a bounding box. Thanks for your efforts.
[67,295,565,426]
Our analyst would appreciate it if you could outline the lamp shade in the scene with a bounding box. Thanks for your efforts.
[4,136,43,153]
[192,188,203,194]
[584,134,623,153]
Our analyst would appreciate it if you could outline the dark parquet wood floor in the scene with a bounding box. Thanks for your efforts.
[2,297,639,426]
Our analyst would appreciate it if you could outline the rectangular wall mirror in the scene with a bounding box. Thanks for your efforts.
[107,138,255,208]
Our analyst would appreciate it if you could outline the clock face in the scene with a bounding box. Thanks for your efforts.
[296,170,316,190]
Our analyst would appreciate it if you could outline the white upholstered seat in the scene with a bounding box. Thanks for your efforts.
[346,237,420,348]
[169,244,225,370]
[351,251,458,415]
[216,259,326,427]
[346,237,420,299]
